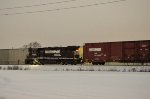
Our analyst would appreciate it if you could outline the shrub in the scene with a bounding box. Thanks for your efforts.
[20,68,23,70]
[7,66,13,70]
[12,66,19,70]
[24,67,29,70]
[3,67,6,70]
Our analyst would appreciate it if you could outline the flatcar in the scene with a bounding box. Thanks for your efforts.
[25,46,82,65]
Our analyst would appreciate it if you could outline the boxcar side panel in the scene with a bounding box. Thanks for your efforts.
[83,43,110,63]
[122,41,137,62]
[110,42,123,62]
[137,40,150,62]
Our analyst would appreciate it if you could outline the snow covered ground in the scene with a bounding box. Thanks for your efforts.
[0,67,150,99]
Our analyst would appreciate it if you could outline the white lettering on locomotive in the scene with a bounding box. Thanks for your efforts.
[45,50,60,54]
[54,54,61,56]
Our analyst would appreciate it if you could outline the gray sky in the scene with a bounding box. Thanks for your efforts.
[0,0,150,49]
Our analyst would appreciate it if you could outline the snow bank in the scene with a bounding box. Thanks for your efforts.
[0,65,150,72]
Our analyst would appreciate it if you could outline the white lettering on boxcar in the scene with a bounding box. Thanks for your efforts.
[89,48,101,52]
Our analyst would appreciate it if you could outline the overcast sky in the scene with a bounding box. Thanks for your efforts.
[0,0,150,49]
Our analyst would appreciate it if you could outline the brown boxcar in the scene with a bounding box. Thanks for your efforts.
[122,40,150,63]
[83,40,150,65]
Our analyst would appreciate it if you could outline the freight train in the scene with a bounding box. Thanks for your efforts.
[25,40,150,65]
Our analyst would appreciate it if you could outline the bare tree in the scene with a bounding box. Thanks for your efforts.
[22,41,41,48]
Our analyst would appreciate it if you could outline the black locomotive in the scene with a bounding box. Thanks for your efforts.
[25,46,82,65]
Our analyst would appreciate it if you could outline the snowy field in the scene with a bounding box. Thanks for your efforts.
[0,67,150,99]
